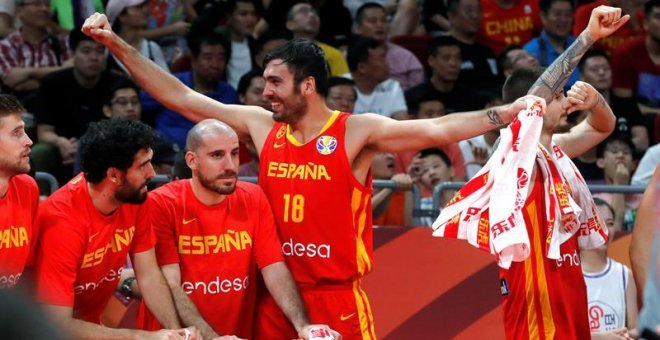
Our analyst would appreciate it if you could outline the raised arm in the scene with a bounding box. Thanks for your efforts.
[81,13,272,142]
[528,6,629,102]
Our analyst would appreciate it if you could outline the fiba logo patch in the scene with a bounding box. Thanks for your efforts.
[316,136,337,155]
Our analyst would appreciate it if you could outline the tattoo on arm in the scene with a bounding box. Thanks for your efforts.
[528,32,595,102]
[487,109,504,126]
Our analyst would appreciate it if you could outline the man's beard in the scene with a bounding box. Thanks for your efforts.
[198,171,238,195]
[115,180,148,204]
[271,89,308,124]
[0,158,30,177]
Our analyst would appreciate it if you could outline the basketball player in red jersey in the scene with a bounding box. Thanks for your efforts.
[81,6,627,338]
[496,7,630,339]
[136,119,338,339]
[0,94,38,290]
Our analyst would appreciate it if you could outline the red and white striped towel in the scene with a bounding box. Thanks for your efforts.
[432,97,608,268]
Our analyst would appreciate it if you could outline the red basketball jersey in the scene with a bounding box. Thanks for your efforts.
[499,170,590,340]
[258,111,373,285]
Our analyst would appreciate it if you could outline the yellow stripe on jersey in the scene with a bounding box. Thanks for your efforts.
[353,280,377,340]
[286,111,340,146]
[352,188,371,276]
[525,201,555,339]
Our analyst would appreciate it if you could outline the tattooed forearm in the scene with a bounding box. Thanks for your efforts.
[528,31,595,102]
[487,108,504,126]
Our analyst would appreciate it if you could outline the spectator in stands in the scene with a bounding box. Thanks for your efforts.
[219,0,260,88]
[632,144,660,187]
[354,2,424,90]
[0,0,72,111]
[422,0,450,35]
[285,2,349,76]
[33,28,124,184]
[497,45,539,78]
[50,0,104,32]
[582,198,638,340]
[105,0,170,74]
[477,0,542,54]
[407,36,486,113]
[447,0,499,95]
[524,0,579,89]
[371,152,413,226]
[612,0,660,115]
[347,37,408,119]
[579,49,649,153]
[258,0,352,48]
[573,0,645,55]
[594,133,640,231]
[0,0,15,38]
[251,30,287,68]
[325,76,357,113]
[141,0,192,65]
[406,148,455,226]
[34,119,197,339]
[142,32,238,149]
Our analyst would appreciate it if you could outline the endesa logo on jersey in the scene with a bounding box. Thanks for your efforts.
[282,238,331,258]
[74,267,123,294]
[316,136,337,155]
[182,275,249,295]
[0,272,22,289]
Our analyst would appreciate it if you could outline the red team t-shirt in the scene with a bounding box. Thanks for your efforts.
[499,170,590,340]
[258,111,373,285]
[35,174,155,323]
[135,180,283,338]
[0,174,39,288]
[477,0,542,54]
[612,37,660,108]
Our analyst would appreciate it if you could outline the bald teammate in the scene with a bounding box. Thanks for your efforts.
[136,119,338,340]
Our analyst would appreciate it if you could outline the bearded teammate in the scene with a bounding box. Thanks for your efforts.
[495,8,630,339]
[34,119,198,339]
[81,6,625,338]
[0,94,38,290]
[136,119,338,339]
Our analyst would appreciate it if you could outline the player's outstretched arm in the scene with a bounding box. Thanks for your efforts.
[160,264,244,340]
[528,6,629,103]
[42,304,196,339]
[261,262,342,340]
[358,97,529,154]
[81,13,271,140]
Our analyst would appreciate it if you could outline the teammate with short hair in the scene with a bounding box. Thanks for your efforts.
[136,119,338,339]
[34,119,197,339]
[0,94,38,290]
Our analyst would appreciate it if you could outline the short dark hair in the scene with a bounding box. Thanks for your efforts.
[427,36,461,57]
[502,67,543,103]
[417,148,452,167]
[497,45,523,75]
[237,68,264,96]
[645,0,660,15]
[104,77,140,106]
[406,89,443,116]
[69,26,96,51]
[578,48,609,72]
[187,31,232,60]
[0,94,25,120]
[263,38,330,96]
[225,0,262,16]
[327,76,357,100]
[593,197,615,218]
[540,0,573,14]
[346,37,385,72]
[355,2,385,24]
[446,0,464,14]
[80,119,155,183]
[596,132,635,158]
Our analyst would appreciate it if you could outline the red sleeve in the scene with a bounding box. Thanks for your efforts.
[572,4,592,36]
[147,191,180,266]
[254,188,284,269]
[35,208,85,307]
[130,202,156,255]
[25,177,40,267]
[611,44,636,91]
